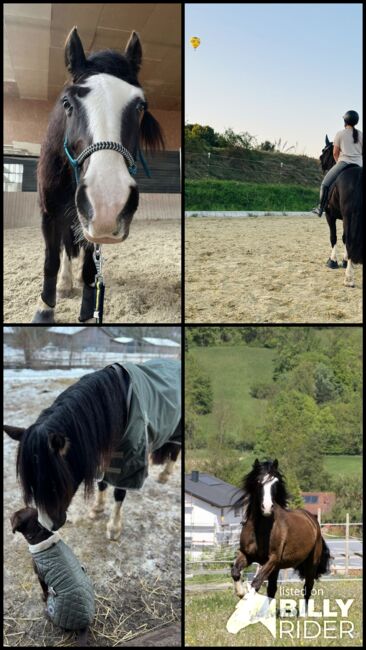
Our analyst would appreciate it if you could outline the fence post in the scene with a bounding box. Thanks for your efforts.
[317,507,321,526]
[345,513,349,576]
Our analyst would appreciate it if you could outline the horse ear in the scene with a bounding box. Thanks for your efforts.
[125,31,142,77]
[273,459,278,469]
[253,458,260,467]
[3,425,26,441]
[325,134,330,146]
[65,26,87,80]
[48,433,70,457]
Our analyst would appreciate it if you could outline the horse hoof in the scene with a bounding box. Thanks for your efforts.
[326,258,339,269]
[344,280,355,288]
[342,260,348,268]
[32,310,55,324]
[106,525,122,541]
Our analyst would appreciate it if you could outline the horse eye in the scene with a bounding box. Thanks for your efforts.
[136,102,146,113]
[62,98,72,114]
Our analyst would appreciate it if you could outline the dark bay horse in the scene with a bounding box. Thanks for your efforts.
[4,360,181,540]
[33,27,164,323]
[231,459,330,609]
[319,135,363,287]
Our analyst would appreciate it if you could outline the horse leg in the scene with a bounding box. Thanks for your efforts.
[231,550,248,598]
[79,246,97,323]
[88,480,108,519]
[57,247,73,298]
[107,488,126,541]
[341,231,348,268]
[75,247,85,287]
[251,554,278,594]
[157,458,177,483]
[325,215,339,269]
[344,259,355,287]
[157,444,180,483]
[32,214,62,323]
[267,567,279,600]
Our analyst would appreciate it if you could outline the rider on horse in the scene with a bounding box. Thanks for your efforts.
[312,110,363,216]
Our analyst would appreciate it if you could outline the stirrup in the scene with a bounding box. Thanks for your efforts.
[312,205,322,216]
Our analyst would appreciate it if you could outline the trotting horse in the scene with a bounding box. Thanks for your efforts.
[33,27,164,323]
[319,135,363,287]
[231,459,330,610]
[3,360,181,541]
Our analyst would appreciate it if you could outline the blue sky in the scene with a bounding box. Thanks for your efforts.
[185,3,363,158]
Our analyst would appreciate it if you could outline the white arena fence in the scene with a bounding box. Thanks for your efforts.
[185,210,314,217]
[4,193,180,229]
[185,516,362,585]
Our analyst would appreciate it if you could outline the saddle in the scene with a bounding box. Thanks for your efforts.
[328,162,360,199]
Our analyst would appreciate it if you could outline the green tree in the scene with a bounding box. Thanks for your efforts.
[314,362,342,403]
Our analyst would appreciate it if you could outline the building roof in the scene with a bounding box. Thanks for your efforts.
[114,337,135,344]
[185,472,244,508]
[143,337,180,348]
[48,327,87,336]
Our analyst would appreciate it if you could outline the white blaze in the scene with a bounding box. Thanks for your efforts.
[79,74,144,238]
[262,475,278,515]
[37,508,54,532]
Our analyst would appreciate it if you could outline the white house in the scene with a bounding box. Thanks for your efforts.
[185,471,245,554]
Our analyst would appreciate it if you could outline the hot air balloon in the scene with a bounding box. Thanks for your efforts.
[190,36,201,51]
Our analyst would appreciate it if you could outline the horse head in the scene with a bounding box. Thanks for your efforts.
[60,27,164,245]
[4,424,83,531]
[319,134,335,173]
[243,458,288,517]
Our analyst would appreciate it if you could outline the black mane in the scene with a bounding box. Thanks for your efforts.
[16,366,128,511]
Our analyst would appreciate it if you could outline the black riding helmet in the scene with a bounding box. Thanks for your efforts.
[343,110,359,126]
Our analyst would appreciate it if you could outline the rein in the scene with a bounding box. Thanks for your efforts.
[64,138,151,324]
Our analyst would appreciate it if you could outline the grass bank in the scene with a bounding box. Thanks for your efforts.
[185,179,318,211]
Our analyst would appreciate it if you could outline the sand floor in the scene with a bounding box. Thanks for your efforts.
[4,370,181,646]
[4,221,181,324]
[185,217,362,323]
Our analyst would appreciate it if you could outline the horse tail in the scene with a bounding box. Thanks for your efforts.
[315,537,331,579]
[345,171,363,264]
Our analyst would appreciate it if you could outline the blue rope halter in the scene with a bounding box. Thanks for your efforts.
[63,139,150,184]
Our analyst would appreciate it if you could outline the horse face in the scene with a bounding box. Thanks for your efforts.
[4,425,81,532]
[320,139,335,173]
[63,28,145,244]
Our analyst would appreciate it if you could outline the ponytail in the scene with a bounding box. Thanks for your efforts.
[352,126,359,144]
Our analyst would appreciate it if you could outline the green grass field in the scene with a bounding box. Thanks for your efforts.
[185,179,318,211]
[185,581,363,646]
[323,455,362,478]
[190,344,275,439]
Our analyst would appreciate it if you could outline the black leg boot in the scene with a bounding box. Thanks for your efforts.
[312,186,329,217]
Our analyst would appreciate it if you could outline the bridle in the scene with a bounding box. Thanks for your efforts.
[63,138,137,184]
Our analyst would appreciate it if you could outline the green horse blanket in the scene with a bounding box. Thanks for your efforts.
[103,358,181,489]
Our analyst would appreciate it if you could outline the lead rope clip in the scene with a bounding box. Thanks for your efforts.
[93,244,105,323]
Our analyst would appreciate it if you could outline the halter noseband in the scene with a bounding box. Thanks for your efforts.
[64,138,137,184]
